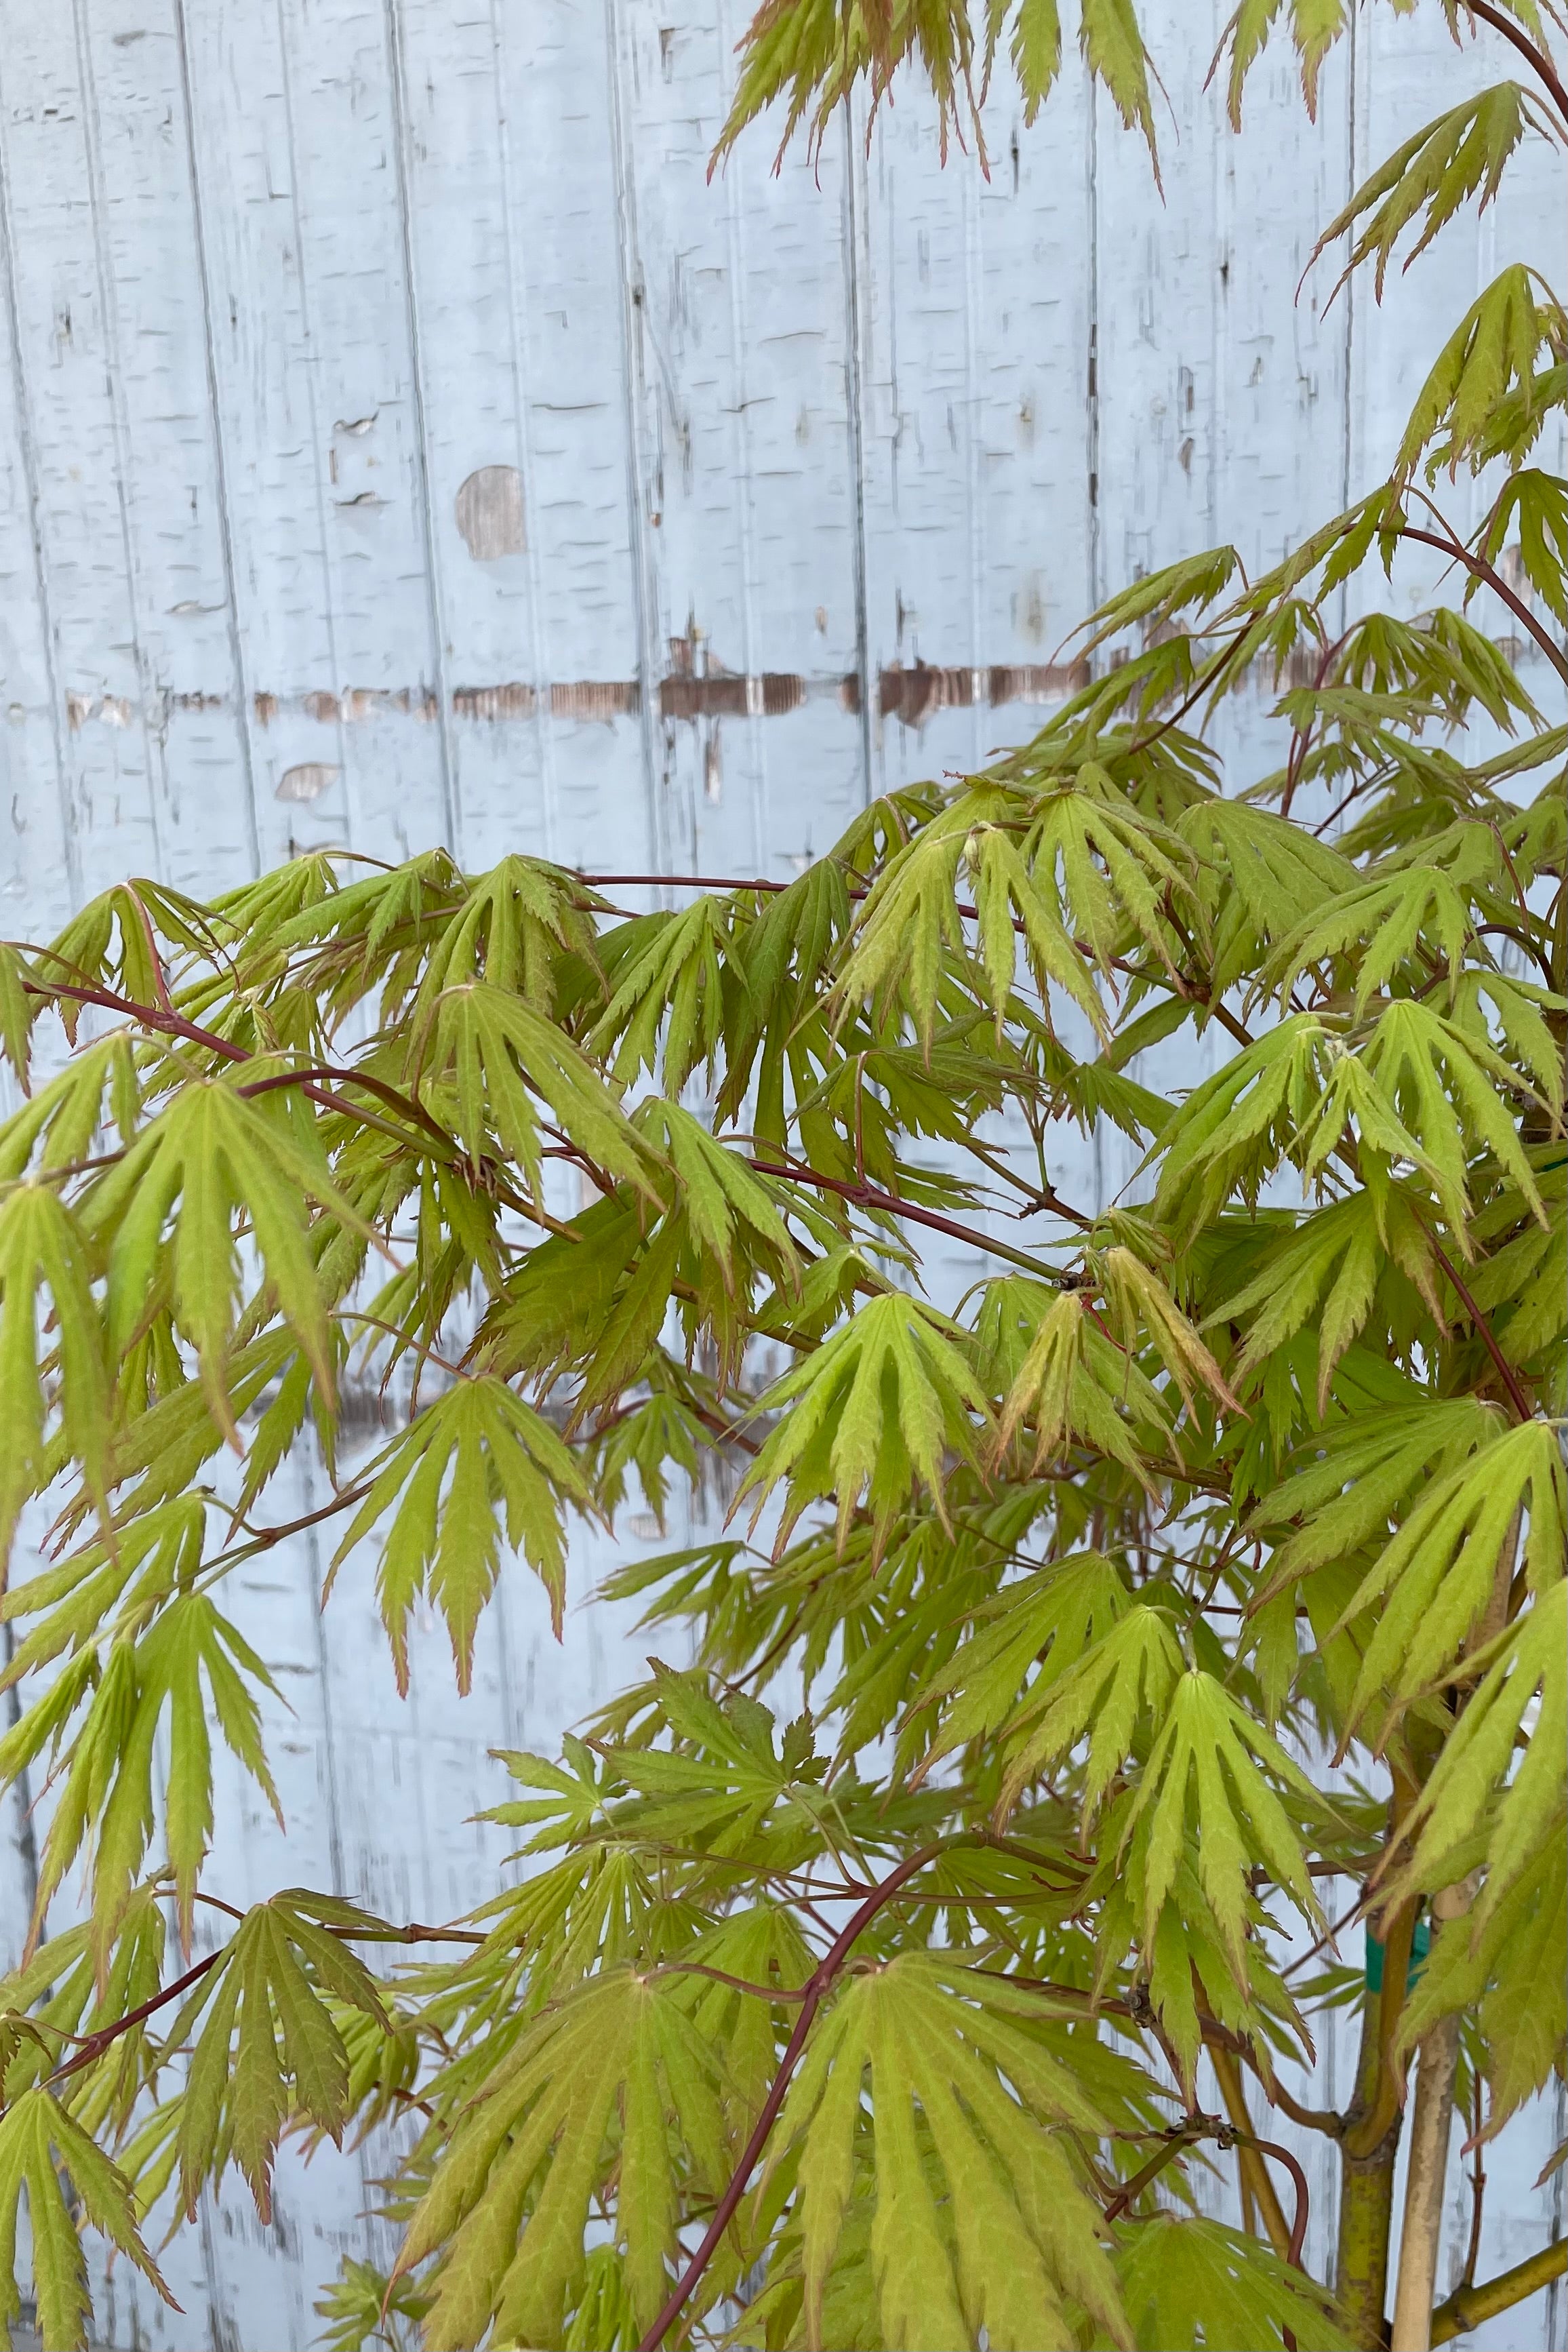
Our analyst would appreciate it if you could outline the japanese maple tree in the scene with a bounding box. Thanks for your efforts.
[0,2,1563,2348]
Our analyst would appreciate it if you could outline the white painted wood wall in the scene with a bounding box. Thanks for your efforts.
[1,1,1563,2343]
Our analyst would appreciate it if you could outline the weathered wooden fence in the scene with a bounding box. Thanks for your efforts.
[0,0,1562,2341]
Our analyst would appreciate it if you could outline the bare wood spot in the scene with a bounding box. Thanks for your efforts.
[877,662,1089,727]
[303,690,341,723]
[455,466,525,561]
[276,763,340,803]
[550,680,639,722]
[453,682,537,721]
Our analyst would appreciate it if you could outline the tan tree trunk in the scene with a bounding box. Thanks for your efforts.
[1388,1878,1476,2351]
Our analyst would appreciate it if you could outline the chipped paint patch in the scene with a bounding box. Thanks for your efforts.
[455,464,525,560]
[276,762,340,803]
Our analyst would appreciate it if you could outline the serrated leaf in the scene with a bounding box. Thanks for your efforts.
[81,1081,357,1442]
[0,1184,113,1562]
[773,1953,1127,2352]
[393,1970,727,2350]
[736,1292,992,1555]
[169,1892,390,2223]
[1113,2213,1353,2350]
[0,2087,175,2351]
[331,1376,593,1690]
[1336,1418,1565,1739]
[1117,1669,1324,1973]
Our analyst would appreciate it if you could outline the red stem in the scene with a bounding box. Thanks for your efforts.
[1249,2133,1310,2352]
[748,1153,1068,1279]
[1464,0,1568,129]
[636,1841,947,2352]
[1101,2124,1206,2223]
[43,1916,486,2091]
[45,1947,224,2088]
[1420,1220,1535,1423]
[1251,2134,1310,2269]
[1396,526,1568,688]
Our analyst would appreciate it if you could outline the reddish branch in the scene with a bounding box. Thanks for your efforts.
[636,1841,949,2352]
[1396,526,1568,689]
[1464,0,1568,129]
[45,1947,226,2090]
[748,1153,1070,1277]
[42,1917,483,2093]
[1419,1219,1536,1423]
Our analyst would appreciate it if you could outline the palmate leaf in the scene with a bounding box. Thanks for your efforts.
[1177,798,1356,998]
[392,1970,727,2351]
[633,1100,799,1294]
[1094,1843,1312,2086]
[706,860,843,1076]
[405,852,600,1016]
[1010,764,1199,985]
[0,1496,209,1693]
[39,879,216,1022]
[995,1604,1183,1824]
[1214,0,1348,127]
[1394,1836,1565,2138]
[736,1292,992,1554]
[1093,1244,1242,1416]
[834,803,983,1046]
[0,1035,139,1187]
[0,2086,174,2351]
[1399,263,1567,479]
[0,1592,281,1953]
[590,896,733,1093]
[330,1376,594,1690]
[985,1283,1170,1481]
[0,1184,113,1561]
[1302,998,1547,1232]
[963,821,1116,1041]
[1476,462,1568,626]
[1270,863,1479,1012]
[313,2257,433,2352]
[163,1891,390,2223]
[0,944,43,1090]
[1336,1418,1566,1739]
[1253,1397,1502,1587]
[1152,1001,1546,1245]
[1389,1579,1566,1926]
[769,1954,1128,2352]
[1205,1187,1439,1412]
[1310,80,1542,299]
[1108,2213,1354,2351]
[0,1883,167,2140]
[1113,1670,1325,1975]
[605,1667,831,1863]
[420,980,657,1201]
[902,1552,1131,1788]
[79,1079,357,1440]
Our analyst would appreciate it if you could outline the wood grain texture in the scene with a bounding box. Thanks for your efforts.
[0,3,1562,2342]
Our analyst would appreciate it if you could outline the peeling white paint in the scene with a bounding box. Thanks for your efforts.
[0,3,1562,2344]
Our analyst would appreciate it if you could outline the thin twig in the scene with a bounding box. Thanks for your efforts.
[1396,524,1568,689]
[636,1840,957,2351]
[1102,2122,1211,2223]
[1418,1216,1535,1422]
[42,1914,486,2092]
[1463,2071,1487,2288]
[748,1153,1069,1280]
[1464,0,1568,128]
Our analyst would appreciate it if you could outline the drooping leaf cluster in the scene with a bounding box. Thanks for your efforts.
[0,3,1564,2348]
